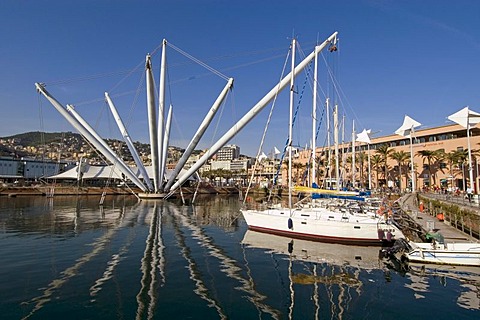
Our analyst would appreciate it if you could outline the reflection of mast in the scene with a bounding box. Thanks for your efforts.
[21,201,135,320]
[135,202,166,320]
[169,205,227,319]
[243,230,381,318]
[288,244,294,320]
[169,205,281,319]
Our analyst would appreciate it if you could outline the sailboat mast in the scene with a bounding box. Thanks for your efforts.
[367,142,372,190]
[326,98,331,187]
[351,120,356,189]
[312,47,318,186]
[288,38,296,210]
[341,113,345,189]
[334,105,340,190]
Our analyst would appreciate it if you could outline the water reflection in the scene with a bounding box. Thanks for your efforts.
[404,264,480,310]
[135,202,166,320]
[241,230,386,319]
[1,195,478,319]
[19,197,141,319]
[169,203,281,319]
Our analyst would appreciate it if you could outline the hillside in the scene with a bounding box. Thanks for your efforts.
[1,131,82,146]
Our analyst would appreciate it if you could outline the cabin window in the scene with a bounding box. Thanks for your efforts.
[354,226,360,229]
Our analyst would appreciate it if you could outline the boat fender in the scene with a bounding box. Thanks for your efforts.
[377,229,385,240]
[387,231,392,241]
[288,218,293,230]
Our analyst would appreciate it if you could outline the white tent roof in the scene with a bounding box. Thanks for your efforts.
[47,164,197,181]
[447,106,480,128]
[395,115,421,137]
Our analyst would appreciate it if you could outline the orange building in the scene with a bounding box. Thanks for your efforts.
[287,123,480,193]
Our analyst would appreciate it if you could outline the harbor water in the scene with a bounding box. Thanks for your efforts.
[0,195,479,319]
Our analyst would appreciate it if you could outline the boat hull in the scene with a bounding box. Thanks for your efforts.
[405,242,480,266]
[241,208,403,246]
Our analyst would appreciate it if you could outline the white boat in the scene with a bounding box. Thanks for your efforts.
[241,34,404,246]
[404,241,480,266]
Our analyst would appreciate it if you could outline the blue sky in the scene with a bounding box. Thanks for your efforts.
[1,0,479,157]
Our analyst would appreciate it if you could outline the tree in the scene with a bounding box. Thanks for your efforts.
[376,144,392,183]
[371,154,382,188]
[390,150,410,191]
[416,149,443,188]
[356,151,367,188]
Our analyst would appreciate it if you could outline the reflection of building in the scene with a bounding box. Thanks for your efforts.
[290,123,480,191]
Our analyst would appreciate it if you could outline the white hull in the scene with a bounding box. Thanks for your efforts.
[405,242,480,266]
[241,206,403,246]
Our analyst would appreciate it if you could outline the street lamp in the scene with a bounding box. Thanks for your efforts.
[395,115,421,193]
[448,106,480,193]
[356,129,372,190]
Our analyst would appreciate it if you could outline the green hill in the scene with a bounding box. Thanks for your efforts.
[1,131,82,146]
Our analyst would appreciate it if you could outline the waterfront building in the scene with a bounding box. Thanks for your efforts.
[0,157,72,183]
[288,123,480,192]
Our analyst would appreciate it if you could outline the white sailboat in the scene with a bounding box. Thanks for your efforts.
[241,34,405,246]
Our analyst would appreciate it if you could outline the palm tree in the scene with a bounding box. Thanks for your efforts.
[441,150,461,190]
[455,149,469,190]
[390,150,410,191]
[376,144,392,183]
[416,149,443,188]
[356,151,367,188]
[371,154,382,188]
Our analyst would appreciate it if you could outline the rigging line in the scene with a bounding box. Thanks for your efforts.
[321,51,362,130]
[272,60,313,185]
[124,67,146,132]
[108,59,146,94]
[209,92,227,148]
[167,42,229,81]
[244,46,291,202]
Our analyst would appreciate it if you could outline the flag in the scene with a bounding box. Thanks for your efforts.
[274,147,281,155]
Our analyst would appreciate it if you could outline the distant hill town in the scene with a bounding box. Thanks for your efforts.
[0,131,187,165]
